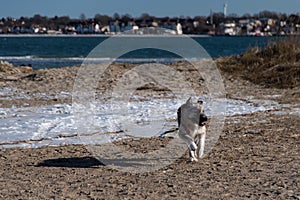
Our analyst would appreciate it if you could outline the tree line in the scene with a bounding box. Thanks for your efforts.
[1,11,300,34]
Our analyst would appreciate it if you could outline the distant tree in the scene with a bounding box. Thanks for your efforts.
[32,14,43,24]
[226,13,239,22]
[287,14,300,24]
[194,16,206,21]
[94,14,102,21]
[19,16,29,25]
[252,13,259,19]
[212,12,225,25]
[241,13,252,19]
[93,14,111,26]
[121,13,132,23]
[113,13,120,20]
[258,10,279,19]
[279,13,288,21]
[54,16,71,26]
[79,13,86,22]
[227,13,238,18]
[139,13,151,20]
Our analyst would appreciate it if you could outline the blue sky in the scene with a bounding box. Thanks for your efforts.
[2,0,300,19]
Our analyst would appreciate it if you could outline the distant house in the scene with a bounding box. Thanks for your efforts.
[220,21,239,36]
[176,23,183,34]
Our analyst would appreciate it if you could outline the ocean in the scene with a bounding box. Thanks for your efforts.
[0,35,275,69]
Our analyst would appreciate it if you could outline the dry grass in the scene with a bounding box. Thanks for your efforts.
[217,37,300,89]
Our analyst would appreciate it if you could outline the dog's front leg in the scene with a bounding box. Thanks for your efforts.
[198,132,206,158]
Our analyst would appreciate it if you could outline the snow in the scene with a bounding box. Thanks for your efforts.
[0,96,285,149]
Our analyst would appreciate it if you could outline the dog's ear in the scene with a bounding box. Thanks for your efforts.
[186,97,192,104]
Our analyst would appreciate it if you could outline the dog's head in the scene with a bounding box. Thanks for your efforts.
[196,100,208,126]
[177,97,208,127]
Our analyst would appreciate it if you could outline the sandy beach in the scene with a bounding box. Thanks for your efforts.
[0,57,299,199]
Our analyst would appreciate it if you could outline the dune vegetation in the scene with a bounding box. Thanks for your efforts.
[217,37,300,89]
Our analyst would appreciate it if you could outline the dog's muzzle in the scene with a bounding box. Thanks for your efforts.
[199,114,208,126]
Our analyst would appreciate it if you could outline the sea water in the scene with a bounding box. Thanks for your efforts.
[0,36,273,69]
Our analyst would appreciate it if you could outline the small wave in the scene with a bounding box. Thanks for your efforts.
[82,57,201,64]
[0,56,204,69]
[0,56,201,62]
[0,56,83,61]
[0,55,34,60]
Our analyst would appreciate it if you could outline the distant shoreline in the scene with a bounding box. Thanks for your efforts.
[0,34,212,38]
[0,34,295,38]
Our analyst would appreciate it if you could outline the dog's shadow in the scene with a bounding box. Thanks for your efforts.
[36,157,104,168]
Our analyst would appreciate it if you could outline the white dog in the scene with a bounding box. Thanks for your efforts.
[177,98,208,162]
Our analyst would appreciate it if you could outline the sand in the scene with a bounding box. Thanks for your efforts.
[0,60,299,199]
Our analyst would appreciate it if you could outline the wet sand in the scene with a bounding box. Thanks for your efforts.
[0,61,299,199]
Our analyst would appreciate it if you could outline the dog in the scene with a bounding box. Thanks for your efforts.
[177,97,208,162]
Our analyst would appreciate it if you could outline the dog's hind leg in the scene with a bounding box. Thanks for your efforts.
[188,143,198,162]
[178,127,198,162]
